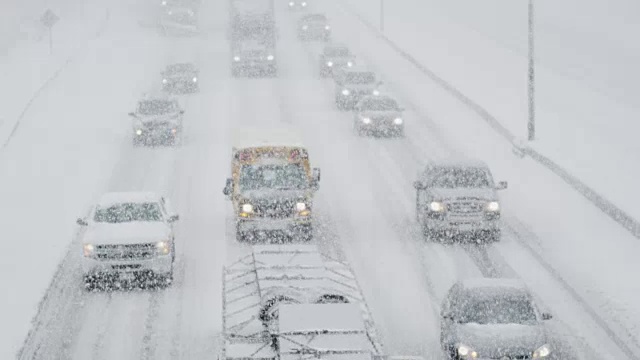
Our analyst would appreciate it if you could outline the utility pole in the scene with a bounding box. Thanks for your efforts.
[527,0,535,141]
[380,0,384,32]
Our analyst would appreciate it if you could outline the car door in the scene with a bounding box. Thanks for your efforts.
[159,197,176,236]
[440,284,459,348]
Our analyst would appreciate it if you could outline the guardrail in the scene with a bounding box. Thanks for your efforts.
[339,0,640,240]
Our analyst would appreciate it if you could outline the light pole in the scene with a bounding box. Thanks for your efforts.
[527,0,535,141]
[380,0,384,32]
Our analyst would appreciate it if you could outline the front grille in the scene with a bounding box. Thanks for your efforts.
[253,200,296,219]
[95,243,156,260]
[446,198,484,217]
[144,121,172,128]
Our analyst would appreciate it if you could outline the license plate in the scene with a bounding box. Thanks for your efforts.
[119,272,135,281]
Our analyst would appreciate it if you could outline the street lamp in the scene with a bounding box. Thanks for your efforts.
[527,0,535,141]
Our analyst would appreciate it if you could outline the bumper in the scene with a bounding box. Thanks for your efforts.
[237,217,312,239]
[422,217,500,233]
[232,62,277,75]
[133,128,179,144]
[162,81,198,92]
[355,121,404,136]
[82,255,173,277]
[298,30,330,40]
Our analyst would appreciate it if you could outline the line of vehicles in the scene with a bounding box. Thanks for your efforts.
[71,1,556,359]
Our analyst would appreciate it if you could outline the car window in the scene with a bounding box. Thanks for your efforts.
[138,100,176,115]
[454,294,538,325]
[428,167,493,188]
[239,164,309,191]
[325,47,349,56]
[346,72,376,84]
[94,202,164,223]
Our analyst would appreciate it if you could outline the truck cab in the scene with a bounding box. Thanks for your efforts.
[223,128,320,242]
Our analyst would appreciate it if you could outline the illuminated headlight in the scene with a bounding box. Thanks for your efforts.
[171,128,177,134]
[325,25,331,30]
[289,1,294,6]
[533,344,551,358]
[302,25,309,30]
[342,89,350,95]
[162,78,167,84]
[267,55,274,61]
[301,2,307,6]
[168,10,173,15]
[242,204,253,213]
[161,0,167,5]
[393,118,403,125]
[429,201,445,212]
[327,61,333,67]
[457,345,478,358]
[362,117,371,124]
[136,129,143,135]
[156,241,171,255]
[372,89,380,96]
[83,244,95,257]
[192,77,198,82]
[486,201,500,212]
[347,61,353,67]
[233,56,240,61]
[296,202,306,211]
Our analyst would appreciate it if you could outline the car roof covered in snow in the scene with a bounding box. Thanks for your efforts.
[232,127,305,150]
[97,192,161,207]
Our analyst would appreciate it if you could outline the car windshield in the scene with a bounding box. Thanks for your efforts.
[167,63,194,74]
[428,167,492,188]
[138,100,176,115]
[325,47,349,56]
[304,14,326,22]
[346,72,376,84]
[239,164,309,191]
[360,98,399,111]
[93,203,164,223]
[455,295,538,325]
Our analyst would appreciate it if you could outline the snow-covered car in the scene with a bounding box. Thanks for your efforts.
[159,5,198,35]
[77,192,179,290]
[297,13,331,41]
[353,94,405,137]
[161,62,199,93]
[287,0,308,11]
[221,245,423,360]
[319,43,355,77]
[223,128,320,242]
[440,278,554,359]
[231,40,277,77]
[413,160,507,242]
[334,67,382,110]
[128,96,184,146]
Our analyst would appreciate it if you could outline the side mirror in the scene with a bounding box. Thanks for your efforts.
[312,168,321,190]
[128,112,136,117]
[496,181,508,190]
[413,181,425,190]
[76,218,88,226]
[542,313,553,320]
[168,214,180,222]
[223,178,233,196]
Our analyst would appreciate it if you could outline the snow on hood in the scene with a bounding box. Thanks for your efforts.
[455,323,547,357]
[429,187,497,201]
[241,189,309,201]
[84,222,172,245]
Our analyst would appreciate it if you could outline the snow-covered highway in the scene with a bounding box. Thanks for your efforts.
[4,0,640,359]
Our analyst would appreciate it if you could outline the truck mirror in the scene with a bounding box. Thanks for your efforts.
[496,181,508,190]
[223,178,233,196]
[311,168,321,190]
[413,181,424,190]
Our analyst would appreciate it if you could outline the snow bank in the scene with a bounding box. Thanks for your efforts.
[341,0,640,221]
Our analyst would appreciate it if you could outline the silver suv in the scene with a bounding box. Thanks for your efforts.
[414,160,507,242]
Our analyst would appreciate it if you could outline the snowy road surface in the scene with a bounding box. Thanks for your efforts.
[5,0,639,359]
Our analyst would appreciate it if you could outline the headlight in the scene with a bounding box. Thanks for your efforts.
[372,89,380,95]
[327,61,333,67]
[457,345,478,358]
[171,128,177,134]
[289,1,294,5]
[192,77,198,82]
[161,0,167,5]
[156,241,171,255]
[162,78,167,84]
[296,202,306,211]
[533,344,551,358]
[233,56,240,61]
[242,204,253,213]
[486,201,500,212]
[393,118,403,125]
[267,55,274,61]
[302,25,308,30]
[342,89,350,95]
[325,25,331,30]
[167,10,173,15]
[302,2,307,6]
[83,244,95,257]
[362,117,371,124]
[429,201,445,212]
[136,129,143,135]
[347,61,353,67]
